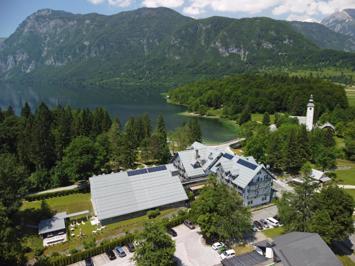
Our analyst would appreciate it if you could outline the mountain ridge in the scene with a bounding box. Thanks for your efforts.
[0,7,355,107]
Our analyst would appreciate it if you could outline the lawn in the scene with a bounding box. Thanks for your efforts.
[21,193,93,214]
[262,227,285,239]
[337,255,355,266]
[335,160,355,186]
[42,207,181,256]
[346,88,355,107]
[251,113,275,124]
[344,190,355,200]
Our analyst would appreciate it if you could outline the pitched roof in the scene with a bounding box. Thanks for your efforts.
[90,164,188,221]
[273,232,341,266]
[222,251,268,266]
[217,154,264,189]
[38,212,67,235]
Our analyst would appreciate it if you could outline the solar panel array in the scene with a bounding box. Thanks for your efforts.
[237,158,257,170]
[147,165,167,173]
[127,169,147,176]
[223,153,234,160]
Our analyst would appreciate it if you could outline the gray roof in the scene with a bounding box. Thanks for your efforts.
[273,232,341,266]
[222,251,268,266]
[90,164,188,221]
[38,212,67,235]
[217,155,265,189]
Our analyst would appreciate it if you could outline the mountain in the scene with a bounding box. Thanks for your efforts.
[290,21,355,52]
[322,9,355,37]
[0,7,354,107]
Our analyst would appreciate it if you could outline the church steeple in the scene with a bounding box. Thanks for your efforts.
[306,95,314,131]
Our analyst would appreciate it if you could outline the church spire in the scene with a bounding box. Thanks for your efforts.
[306,95,314,131]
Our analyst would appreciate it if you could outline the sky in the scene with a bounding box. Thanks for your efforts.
[1,0,355,37]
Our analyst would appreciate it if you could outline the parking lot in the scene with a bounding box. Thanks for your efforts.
[251,205,278,221]
[173,224,221,266]
[69,246,134,266]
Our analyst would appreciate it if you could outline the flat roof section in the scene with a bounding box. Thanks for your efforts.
[90,164,188,221]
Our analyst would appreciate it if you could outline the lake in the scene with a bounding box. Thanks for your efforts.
[0,84,238,143]
[84,99,239,144]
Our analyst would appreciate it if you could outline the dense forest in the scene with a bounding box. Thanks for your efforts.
[0,103,202,194]
[168,74,348,118]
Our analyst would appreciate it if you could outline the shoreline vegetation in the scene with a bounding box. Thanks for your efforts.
[166,96,240,144]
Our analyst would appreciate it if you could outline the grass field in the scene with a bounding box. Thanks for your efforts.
[337,255,355,266]
[262,227,285,239]
[251,113,275,124]
[345,190,355,200]
[336,160,355,186]
[346,87,355,107]
[21,193,93,214]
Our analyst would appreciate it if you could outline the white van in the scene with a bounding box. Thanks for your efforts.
[266,217,280,227]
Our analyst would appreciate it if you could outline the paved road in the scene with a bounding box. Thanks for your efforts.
[30,184,79,195]
[338,185,355,189]
[252,205,278,221]
[173,224,221,266]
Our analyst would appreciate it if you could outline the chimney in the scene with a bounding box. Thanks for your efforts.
[195,149,200,159]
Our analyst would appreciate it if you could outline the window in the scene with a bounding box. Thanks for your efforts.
[248,200,253,205]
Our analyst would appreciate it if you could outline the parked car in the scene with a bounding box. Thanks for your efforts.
[184,220,195,229]
[105,250,116,260]
[220,249,236,260]
[85,257,94,266]
[253,220,263,231]
[260,219,270,229]
[168,228,177,237]
[127,242,135,252]
[115,246,127,257]
[212,242,225,250]
[266,217,280,227]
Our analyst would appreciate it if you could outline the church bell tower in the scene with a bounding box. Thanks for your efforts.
[306,95,314,131]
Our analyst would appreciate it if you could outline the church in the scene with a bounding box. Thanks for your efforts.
[290,95,335,131]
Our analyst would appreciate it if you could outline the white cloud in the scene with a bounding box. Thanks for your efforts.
[86,0,355,22]
[87,0,105,4]
[287,14,319,22]
[182,0,355,19]
[87,0,133,7]
[108,0,133,7]
[143,0,185,8]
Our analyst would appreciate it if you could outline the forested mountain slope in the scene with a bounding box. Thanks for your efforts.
[0,7,354,106]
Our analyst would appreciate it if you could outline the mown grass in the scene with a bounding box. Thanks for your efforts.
[336,160,355,186]
[346,88,355,107]
[337,255,355,266]
[21,193,93,214]
[251,113,275,124]
[262,227,285,239]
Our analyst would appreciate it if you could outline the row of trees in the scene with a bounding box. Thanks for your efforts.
[319,106,355,161]
[243,117,337,173]
[278,176,354,244]
[0,103,189,192]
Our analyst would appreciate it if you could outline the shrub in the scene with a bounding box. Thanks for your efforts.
[147,209,160,219]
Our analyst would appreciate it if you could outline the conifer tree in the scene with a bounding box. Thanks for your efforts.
[31,103,56,170]
[262,112,270,126]
[239,105,251,125]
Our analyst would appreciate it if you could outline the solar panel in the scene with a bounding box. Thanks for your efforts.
[223,153,234,160]
[237,158,257,170]
[127,168,148,176]
[147,165,167,173]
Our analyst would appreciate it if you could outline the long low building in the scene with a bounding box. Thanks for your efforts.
[90,164,188,224]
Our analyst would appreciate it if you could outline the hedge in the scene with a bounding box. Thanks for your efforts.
[35,209,190,266]
[25,187,88,202]
[36,234,135,266]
